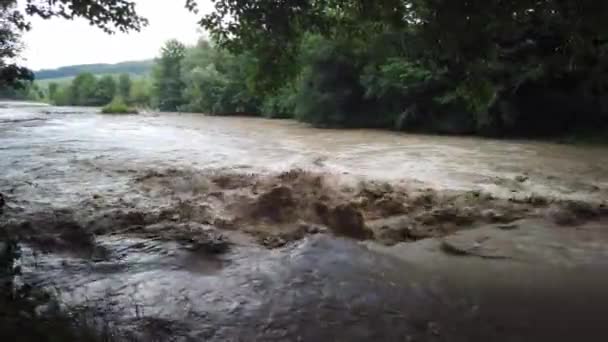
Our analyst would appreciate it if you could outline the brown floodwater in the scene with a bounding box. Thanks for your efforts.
[2,102,608,203]
[2,102,608,341]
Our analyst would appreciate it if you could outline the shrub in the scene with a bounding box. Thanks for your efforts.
[261,84,296,119]
[101,97,138,114]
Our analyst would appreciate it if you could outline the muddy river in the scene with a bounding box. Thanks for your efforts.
[1,101,608,341]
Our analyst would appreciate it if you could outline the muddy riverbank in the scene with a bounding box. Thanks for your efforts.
[2,102,608,341]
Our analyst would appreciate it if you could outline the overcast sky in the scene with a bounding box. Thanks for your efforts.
[21,0,212,70]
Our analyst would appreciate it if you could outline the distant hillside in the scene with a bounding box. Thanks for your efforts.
[34,60,154,80]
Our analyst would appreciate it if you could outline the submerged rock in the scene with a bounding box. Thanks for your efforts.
[58,220,95,248]
[252,186,295,222]
[547,200,606,226]
[481,209,520,224]
[368,216,413,245]
[416,206,476,226]
[327,203,373,240]
[374,196,408,216]
[261,235,288,249]
[144,222,231,254]
[440,237,511,260]
[186,234,230,254]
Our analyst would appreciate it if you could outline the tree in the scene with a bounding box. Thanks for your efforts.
[95,75,117,105]
[117,73,132,100]
[69,73,98,106]
[47,82,58,101]
[180,40,260,114]
[293,35,372,127]
[51,84,72,106]
[0,2,33,88]
[15,0,147,33]
[195,0,608,135]
[130,78,151,106]
[1,0,149,86]
[152,39,186,111]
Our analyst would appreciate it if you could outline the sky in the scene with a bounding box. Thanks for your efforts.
[20,0,212,70]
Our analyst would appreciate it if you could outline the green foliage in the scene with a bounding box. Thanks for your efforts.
[95,75,117,105]
[35,76,76,90]
[69,73,99,106]
[294,35,380,127]
[4,0,605,137]
[129,78,152,106]
[101,96,137,114]
[50,85,71,106]
[437,79,497,115]
[16,0,147,33]
[0,2,33,88]
[152,39,186,111]
[261,84,296,119]
[46,72,128,106]
[117,73,132,100]
[179,40,260,114]
[47,82,58,100]
[0,81,43,101]
[362,59,436,100]
[196,0,608,136]
[180,62,228,113]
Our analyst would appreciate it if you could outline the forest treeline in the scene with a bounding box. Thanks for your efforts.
[1,72,148,108]
[7,1,608,137]
[34,60,153,80]
[44,73,149,107]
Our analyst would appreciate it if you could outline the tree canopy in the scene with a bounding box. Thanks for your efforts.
[4,0,608,137]
[0,2,32,87]
[152,40,187,111]
[0,0,150,87]
[14,0,147,33]
[190,0,608,135]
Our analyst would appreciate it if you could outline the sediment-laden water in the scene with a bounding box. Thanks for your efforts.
[2,102,608,341]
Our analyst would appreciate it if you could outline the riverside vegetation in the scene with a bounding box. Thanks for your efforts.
[3,1,608,139]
